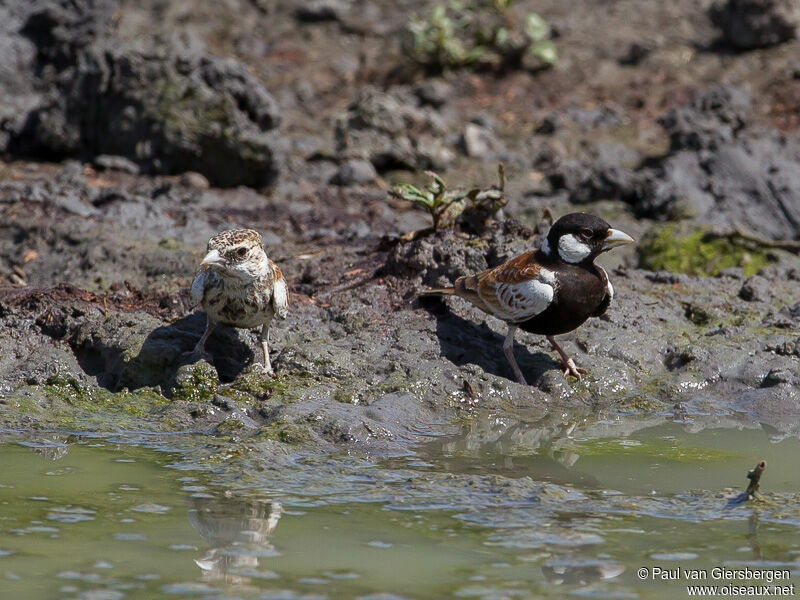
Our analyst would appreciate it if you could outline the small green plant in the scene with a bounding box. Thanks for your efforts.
[391,171,467,232]
[391,165,507,235]
[523,13,557,65]
[403,1,557,72]
[405,5,476,69]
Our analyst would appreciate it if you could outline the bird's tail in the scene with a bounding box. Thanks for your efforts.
[417,287,456,297]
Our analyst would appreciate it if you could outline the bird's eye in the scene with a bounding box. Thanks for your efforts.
[579,228,593,239]
[235,247,247,258]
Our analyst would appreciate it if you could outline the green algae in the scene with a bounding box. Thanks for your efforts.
[638,225,774,276]
[254,420,313,444]
[31,375,172,431]
[214,416,248,438]
[171,362,218,402]
[43,376,168,415]
[225,371,318,402]
[333,371,410,405]
[571,437,740,463]
[158,237,182,250]
[682,302,712,326]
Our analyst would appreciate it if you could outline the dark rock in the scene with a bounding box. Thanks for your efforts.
[0,161,99,217]
[770,301,800,328]
[180,172,211,190]
[738,275,770,301]
[716,267,745,279]
[94,155,140,174]
[460,123,504,160]
[658,85,751,151]
[386,220,533,287]
[5,0,283,188]
[632,86,800,239]
[334,87,454,172]
[664,345,707,371]
[535,114,559,135]
[618,42,653,66]
[294,0,350,23]
[550,160,638,205]
[546,142,640,204]
[388,230,491,288]
[710,0,799,50]
[683,302,713,325]
[765,336,800,356]
[414,79,453,108]
[644,271,690,284]
[761,368,799,387]
[330,159,377,186]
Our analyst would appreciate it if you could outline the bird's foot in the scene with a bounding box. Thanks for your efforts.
[252,363,276,378]
[561,358,587,380]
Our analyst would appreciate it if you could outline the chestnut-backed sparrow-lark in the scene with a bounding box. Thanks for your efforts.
[420,213,633,384]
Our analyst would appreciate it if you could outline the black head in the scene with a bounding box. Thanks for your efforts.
[541,213,633,264]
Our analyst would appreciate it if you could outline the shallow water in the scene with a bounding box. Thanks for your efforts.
[1,415,799,600]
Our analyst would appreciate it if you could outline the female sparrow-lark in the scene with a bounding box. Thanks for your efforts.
[189,229,288,376]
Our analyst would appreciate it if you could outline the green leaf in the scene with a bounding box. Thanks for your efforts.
[392,183,434,208]
[430,4,447,23]
[524,13,549,41]
[530,40,557,64]
[494,26,510,47]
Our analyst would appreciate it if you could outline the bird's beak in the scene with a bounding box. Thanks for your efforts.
[603,228,634,251]
[201,249,225,268]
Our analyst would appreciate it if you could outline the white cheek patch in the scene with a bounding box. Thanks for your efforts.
[558,234,592,263]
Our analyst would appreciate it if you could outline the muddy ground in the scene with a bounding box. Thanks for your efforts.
[0,0,799,456]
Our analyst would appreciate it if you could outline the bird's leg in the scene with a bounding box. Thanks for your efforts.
[503,325,527,385]
[259,321,275,378]
[184,315,215,360]
[547,335,586,379]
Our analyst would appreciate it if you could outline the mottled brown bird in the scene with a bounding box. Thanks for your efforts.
[420,213,633,384]
[189,229,288,376]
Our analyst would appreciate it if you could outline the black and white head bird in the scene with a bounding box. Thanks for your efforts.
[419,213,634,384]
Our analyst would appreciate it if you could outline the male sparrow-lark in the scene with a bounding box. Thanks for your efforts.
[420,213,633,384]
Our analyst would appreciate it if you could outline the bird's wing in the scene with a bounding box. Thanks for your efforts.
[456,251,555,323]
[271,262,289,319]
[591,265,613,316]
[190,268,211,307]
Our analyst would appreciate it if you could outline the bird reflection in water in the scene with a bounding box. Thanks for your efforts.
[21,434,73,461]
[541,561,625,586]
[188,495,283,583]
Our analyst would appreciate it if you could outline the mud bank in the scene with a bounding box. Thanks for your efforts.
[0,0,799,455]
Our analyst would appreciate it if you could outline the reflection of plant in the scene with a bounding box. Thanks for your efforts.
[391,165,508,235]
[403,1,557,72]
